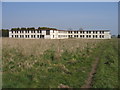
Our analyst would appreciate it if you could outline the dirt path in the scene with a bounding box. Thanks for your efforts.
[81,58,99,88]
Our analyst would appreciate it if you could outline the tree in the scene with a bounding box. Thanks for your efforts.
[11,28,18,31]
[21,27,26,30]
[79,28,83,31]
[2,29,9,37]
[68,28,73,31]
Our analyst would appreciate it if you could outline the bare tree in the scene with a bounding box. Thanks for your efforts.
[79,28,83,31]
[68,28,73,31]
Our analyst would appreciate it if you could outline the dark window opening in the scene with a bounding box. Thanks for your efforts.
[86,35,88,38]
[96,35,97,38]
[102,31,104,34]
[46,30,50,35]
[37,35,39,38]
[102,35,104,38]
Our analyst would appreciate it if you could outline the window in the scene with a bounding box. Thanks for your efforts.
[102,35,104,38]
[46,30,50,35]
[53,35,54,38]
[22,31,24,33]
[74,31,76,33]
[22,35,24,38]
[25,31,27,33]
[99,35,101,38]
[28,35,29,38]
[40,30,42,33]
[31,30,33,33]
[34,30,35,33]
[83,31,85,34]
[28,31,29,33]
[53,30,54,33]
[83,35,84,38]
[80,31,82,33]
[37,30,39,33]
[25,35,27,38]
[86,31,89,34]
[80,35,82,38]
[93,35,95,38]
[93,31,95,34]
[89,31,91,34]
[68,31,70,33]
[102,31,104,34]
[89,35,91,38]
[12,35,13,37]
[34,35,35,38]
[12,31,13,33]
[96,35,97,38]
[96,31,97,34]
[31,35,33,38]
[37,35,39,38]
[86,35,88,38]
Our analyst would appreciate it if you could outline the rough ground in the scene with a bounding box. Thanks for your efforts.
[81,58,99,88]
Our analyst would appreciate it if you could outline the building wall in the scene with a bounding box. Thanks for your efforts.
[9,30,111,39]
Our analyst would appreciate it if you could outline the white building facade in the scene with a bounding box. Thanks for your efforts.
[9,29,111,39]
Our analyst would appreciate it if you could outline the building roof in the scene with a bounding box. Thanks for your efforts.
[56,29,110,31]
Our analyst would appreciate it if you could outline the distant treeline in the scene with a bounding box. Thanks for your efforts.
[11,27,57,31]
[1,29,9,37]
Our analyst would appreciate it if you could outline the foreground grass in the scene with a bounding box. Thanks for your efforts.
[92,39,118,88]
[2,38,118,88]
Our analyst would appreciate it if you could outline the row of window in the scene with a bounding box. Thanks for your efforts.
[12,35,104,38]
[58,35,67,37]
[12,35,44,38]
[12,30,42,33]
[68,31,104,34]
[12,30,105,34]
[68,35,104,38]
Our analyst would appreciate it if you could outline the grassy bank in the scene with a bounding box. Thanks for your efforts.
[2,38,118,88]
[92,39,118,88]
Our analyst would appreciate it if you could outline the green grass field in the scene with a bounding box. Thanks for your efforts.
[2,38,118,88]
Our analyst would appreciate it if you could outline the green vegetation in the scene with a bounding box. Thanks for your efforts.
[2,38,118,88]
[92,39,118,88]
[1,29,9,37]
[11,27,57,31]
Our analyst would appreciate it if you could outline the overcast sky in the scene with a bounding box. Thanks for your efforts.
[2,2,118,35]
